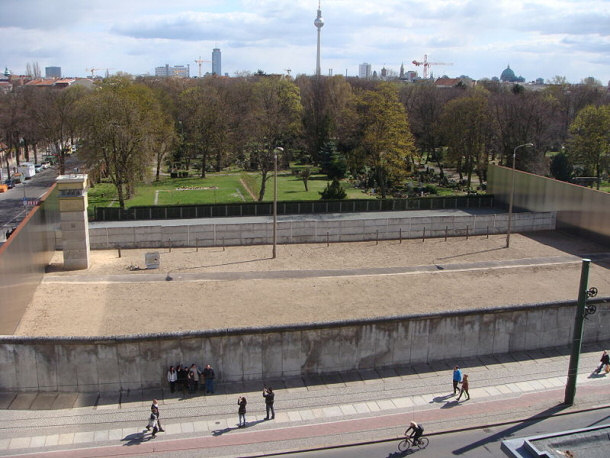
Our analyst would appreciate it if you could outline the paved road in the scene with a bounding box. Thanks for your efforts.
[1,343,609,457]
[0,166,58,241]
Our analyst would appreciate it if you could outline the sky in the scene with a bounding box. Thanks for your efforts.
[1,0,609,84]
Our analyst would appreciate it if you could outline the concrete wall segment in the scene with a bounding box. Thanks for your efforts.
[1,299,608,392]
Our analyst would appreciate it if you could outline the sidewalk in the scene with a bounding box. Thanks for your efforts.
[1,343,610,457]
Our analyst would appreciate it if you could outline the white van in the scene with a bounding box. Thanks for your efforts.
[19,163,36,179]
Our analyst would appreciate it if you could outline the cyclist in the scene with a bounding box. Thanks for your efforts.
[405,420,424,445]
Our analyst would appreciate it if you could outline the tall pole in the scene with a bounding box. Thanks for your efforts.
[506,143,533,248]
[564,259,591,405]
[272,147,283,258]
[314,1,324,76]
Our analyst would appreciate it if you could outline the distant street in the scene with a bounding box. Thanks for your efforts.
[0,165,57,240]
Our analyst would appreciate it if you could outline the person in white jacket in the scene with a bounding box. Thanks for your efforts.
[167,366,177,393]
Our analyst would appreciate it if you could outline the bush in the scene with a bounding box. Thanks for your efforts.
[319,179,347,200]
[550,152,573,182]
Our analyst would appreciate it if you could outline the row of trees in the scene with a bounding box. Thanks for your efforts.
[1,73,609,208]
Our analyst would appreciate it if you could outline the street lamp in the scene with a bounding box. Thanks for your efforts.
[272,147,283,258]
[506,143,533,248]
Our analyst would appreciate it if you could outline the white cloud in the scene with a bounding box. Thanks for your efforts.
[0,0,608,83]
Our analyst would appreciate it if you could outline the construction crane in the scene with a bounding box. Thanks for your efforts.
[194,56,211,78]
[411,55,453,79]
[85,68,114,78]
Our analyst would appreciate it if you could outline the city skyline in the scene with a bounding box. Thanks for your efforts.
[1,0,609,83]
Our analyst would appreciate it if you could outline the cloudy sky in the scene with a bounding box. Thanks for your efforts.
[1,0,609,83]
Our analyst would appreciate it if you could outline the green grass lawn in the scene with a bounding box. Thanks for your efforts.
[87,170,375,212]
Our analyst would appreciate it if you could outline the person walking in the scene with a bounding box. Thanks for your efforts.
[263,387,275,420]
[146,409,159,438]
[452,366,462,395]
[203,364,215,394]
[167,366,177,393]
[150,399,165,432]
[594,350,610,374]
[237,396,247,427]
[457,374,470,401]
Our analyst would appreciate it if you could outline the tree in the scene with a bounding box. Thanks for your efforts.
[76,77,167,208]
[248,77,303,201]
[25,85,87,174]
[550,152,573,182]
[319,140,347,180]
[441,91,492,189]
[568,104,610,189]
[352,83,416,198]
[297,75,353,163]
[319,178,346,199]
[300,167,311,191]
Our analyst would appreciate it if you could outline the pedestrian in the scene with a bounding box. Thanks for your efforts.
[263,387,275,420]
[452,366,462,395]
[177,364,188,395]
[189,363,200,393]
[594,350,610,374]
[457,374,470,401]
[150,399,165,432]
[146,409,159,438]
[203,364,215,394]
[238,396,247,427]
[167,366,177,393]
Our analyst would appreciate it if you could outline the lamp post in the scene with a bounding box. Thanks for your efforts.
[506,143,533,248]
[272,147,283,258]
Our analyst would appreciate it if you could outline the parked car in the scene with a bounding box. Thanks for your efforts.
[34,164,43,173]
[3,179,15,189]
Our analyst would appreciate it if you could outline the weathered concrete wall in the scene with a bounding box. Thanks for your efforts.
[88,210,556,249]
[1,298,607,392]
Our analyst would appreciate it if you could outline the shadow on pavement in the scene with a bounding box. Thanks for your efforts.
[441,400,461,409]
[451,403,568,455]
[430,394,454,404]
[212,419,266,436]
[121,431,148,446]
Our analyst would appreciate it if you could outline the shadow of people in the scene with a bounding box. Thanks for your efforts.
[121,431,147,446]
[430,393,454,404]
[588,372,606,379]
[212,427,233,436]
[213,418,267,435]
[441,399,461,409]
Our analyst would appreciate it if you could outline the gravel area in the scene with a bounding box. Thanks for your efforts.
[14,231,610,337]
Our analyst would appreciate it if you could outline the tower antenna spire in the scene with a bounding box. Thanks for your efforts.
[314,1,324,76]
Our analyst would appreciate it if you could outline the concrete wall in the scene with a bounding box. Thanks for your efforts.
[1,298,607,392]
[88,210,556,249]
[488,165,610,245]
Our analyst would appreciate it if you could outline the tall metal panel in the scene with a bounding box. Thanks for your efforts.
[488,164,610,244]
[0,186,59,335]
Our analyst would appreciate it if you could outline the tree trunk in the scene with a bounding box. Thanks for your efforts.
[258,170,268,201]
[200,151,207,178]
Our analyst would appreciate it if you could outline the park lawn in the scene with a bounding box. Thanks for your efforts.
[87,171,374,212]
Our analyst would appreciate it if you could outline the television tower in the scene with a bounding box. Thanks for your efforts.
[314,1,324,76]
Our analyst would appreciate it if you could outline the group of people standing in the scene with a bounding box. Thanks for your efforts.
[167,364,215,395]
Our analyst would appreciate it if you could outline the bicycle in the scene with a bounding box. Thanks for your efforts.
[398,434,429,451]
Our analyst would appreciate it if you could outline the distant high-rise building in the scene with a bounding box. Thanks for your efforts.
[45,66,61,78]
[359,63,371,79]
[212,48,221,75]
[314,1,324,76]
[155,64,190,78]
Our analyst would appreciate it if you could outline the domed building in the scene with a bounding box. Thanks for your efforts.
[500,65,525,83]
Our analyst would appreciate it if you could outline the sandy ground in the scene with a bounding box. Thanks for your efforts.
[14,232,610,337]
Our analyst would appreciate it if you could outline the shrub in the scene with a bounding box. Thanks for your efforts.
[319,179,347,200]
